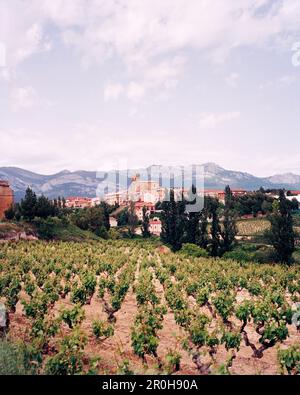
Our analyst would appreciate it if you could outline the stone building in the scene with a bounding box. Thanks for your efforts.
[0,180,14,220]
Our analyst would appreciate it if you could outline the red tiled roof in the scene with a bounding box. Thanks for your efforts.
[66,197,91,201]
[150,220,161,224]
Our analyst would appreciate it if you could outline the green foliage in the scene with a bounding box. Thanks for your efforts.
[221,331,241,351]
[278,344,300,375]
[165,350,181,374]
[141,206,151,238]
[117,359,134,375]
[233,190,274,216]
[135,270,159,306]
[20,187,38,221]
[116,208,129,226]
[60,305,85,329]
[45,331,87,375]
[72,206,108,237]
[206,197,222,257]
[34,217,99,241]
[70,286,88,305]
[189,314,210,346]
[223,249,252,263]
[221,186,237,254]
[266,190,295,264]
[92,320,114,339]
[160,189,185,252]
[1,239,300,375]
[127,201,139,238]
[0,340,41,375]
[179,243,209,258]
[131,305,166,358]
[212,292,235,321]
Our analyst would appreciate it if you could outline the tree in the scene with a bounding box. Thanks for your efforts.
[161,189,185,251]
[185,185,201,245]
[221,186,237,254]
[261,200,273,214]
[35,195,55,219]
[141,206,151,238]
[127,201,139,238]
[20,187,37,221]
[100,201,111,231]
[267,190,295,264]
[289,198,299,211]
[206,197,221,257]
[88,206,106,234]
[117,208,129,227]
[72,206,107,236]
[198,208,209,249]
[4,205,16,220]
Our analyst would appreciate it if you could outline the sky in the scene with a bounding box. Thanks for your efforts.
[1,0,300,177]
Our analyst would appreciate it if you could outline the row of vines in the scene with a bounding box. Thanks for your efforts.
[0,240,300,374]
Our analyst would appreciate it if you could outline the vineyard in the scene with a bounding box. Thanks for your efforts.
[237,219,270,237]
[0,240,300,375]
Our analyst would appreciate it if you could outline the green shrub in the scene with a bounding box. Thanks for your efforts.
[0,340,40,375]
[92,320,114,339]
[165,350,181,374]
[223,250,251,263]
[179,243,209,258]
[278,344,300,375]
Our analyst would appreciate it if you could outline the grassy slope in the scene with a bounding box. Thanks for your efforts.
[0,220,99,242]
[49,222,99,242]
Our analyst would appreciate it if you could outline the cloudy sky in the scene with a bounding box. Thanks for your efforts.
[1,0,300,176]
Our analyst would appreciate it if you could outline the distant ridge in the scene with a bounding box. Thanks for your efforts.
[1,163,300,201]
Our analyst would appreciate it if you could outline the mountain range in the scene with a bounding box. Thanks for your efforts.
[1,163,300,201]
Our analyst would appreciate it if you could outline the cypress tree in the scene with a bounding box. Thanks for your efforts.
[20,187,37,221]
[198,208,209,249]
[267,189,295,264]
[100,201,111,231]
[206,197,221,257]
[35,195,55,219]
[127,201,138,238]
[141,206,151,238]
[221,185,237,254]
[161,189,184,251]
[185,185,201,244]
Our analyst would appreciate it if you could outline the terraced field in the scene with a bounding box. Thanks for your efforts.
[237,219,270,237]
[0,240,300,375]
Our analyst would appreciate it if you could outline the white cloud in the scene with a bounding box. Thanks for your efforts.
[9,85,54,110]
[127,82,146,101]
[199,111,241,129]
[14,23,51,64]
[226,72,240,87]
[3,1,300,97]
[104,82,124,101]
[278,75,296,86]
[10,86,38,110]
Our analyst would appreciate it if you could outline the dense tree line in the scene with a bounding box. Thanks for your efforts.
[232,189,298,216]
[116,203,139,238]
[5,188,66,221]
[160,186,237,256]
[160,186,297,264]
[5,187,113,238]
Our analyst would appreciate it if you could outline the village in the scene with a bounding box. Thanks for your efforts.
[1,176,300,238]
[47,174,250,236]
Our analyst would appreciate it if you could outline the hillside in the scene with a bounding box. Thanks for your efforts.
[1,163,300,200]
